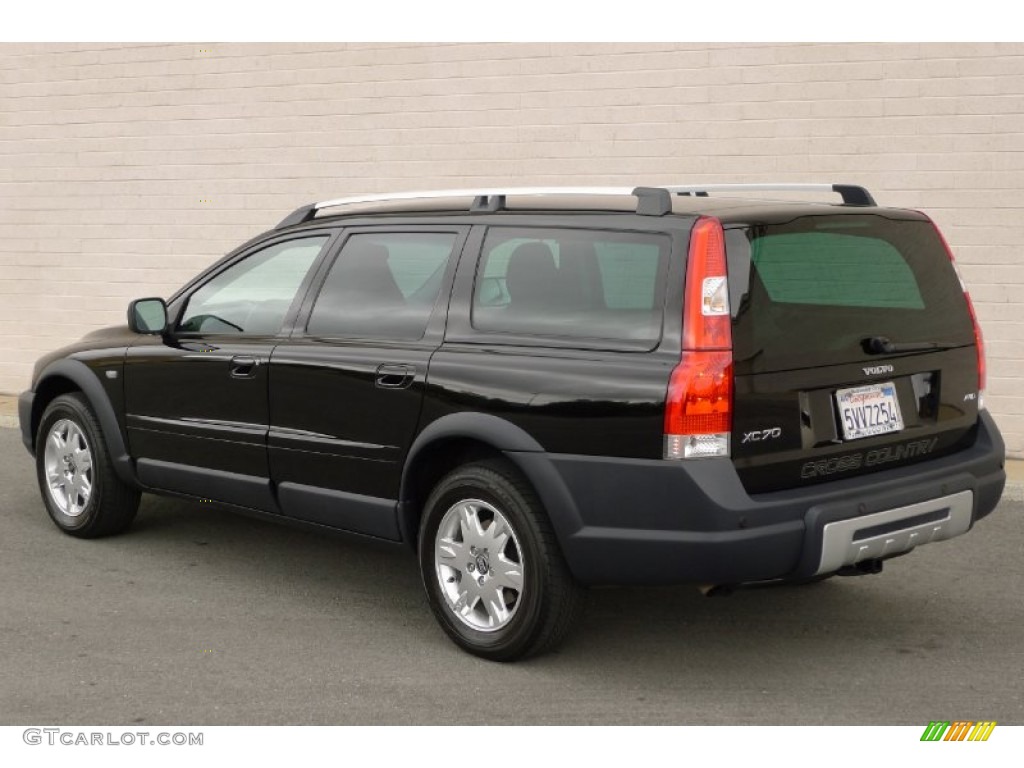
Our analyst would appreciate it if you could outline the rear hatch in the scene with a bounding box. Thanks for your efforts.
[725,210,982,493]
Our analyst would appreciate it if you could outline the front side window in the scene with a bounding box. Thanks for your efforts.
[306,232,456,340]
[472,227,670,345]
[179,236,328,335]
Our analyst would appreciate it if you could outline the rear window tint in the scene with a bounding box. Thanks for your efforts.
[752,232,925,309]
[472,227,669,345]
[728,215,974,373]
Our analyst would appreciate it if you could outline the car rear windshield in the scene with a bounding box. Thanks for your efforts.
[472,227,670,346]
[726,214,975,373]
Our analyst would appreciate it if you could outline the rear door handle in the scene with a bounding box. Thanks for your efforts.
[230,355,259,379]
[375,363,415,389]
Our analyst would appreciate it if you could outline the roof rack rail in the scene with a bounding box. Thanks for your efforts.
[275,182,876,229]
[276,187,657,229]
[665,183,876,207]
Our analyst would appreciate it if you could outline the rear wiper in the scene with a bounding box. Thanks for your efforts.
[863,336,957,355]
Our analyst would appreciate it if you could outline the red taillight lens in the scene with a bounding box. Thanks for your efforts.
[665,217,733,459]
[683,217,732,351]
[665,352,733,434]
[967,292,986,405]
[929,218,987,408]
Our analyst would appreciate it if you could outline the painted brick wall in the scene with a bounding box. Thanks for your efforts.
[1,42,1022,454]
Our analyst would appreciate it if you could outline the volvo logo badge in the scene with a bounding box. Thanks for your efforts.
[863,364,894,376]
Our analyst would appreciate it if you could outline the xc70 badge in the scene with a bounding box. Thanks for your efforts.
[863,364,895,375]
[742,427,782,443]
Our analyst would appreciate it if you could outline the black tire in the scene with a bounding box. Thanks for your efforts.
[35,392,140,538]
[418,460,585,661]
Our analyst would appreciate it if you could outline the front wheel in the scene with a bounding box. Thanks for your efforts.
[418,460,585,661]
[35,393,140,538]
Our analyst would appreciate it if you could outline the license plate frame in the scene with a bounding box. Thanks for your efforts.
[835,382,904,441]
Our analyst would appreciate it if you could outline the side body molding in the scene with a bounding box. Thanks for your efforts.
[32,359,137,486]
[397,412,585,547]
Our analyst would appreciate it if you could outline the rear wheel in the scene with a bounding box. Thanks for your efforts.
[418,460,585,661]
[35,393,140,538]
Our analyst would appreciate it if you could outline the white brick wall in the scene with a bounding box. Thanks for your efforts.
[1,42,1022,455]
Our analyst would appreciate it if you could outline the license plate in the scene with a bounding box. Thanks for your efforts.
[836,382,904,441]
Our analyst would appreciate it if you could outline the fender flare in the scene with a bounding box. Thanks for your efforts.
[397,412,585,547]
[33,359,137,487]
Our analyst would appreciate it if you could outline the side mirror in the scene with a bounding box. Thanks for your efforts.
[128,298,168,334]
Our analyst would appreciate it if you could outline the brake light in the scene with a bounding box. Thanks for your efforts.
[930,219,987,409]
[665,217,733,460]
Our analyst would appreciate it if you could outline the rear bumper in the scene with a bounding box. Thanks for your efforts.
[18,390,34,454]
[532,410,1005,586]
[813,490,973,576]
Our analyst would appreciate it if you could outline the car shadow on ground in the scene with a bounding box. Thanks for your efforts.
[128,494,957,670]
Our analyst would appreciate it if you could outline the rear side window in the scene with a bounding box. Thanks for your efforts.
[472,227,670,345]
[596,242,663,309]
[306,232,455,340]
[728,215,974,372]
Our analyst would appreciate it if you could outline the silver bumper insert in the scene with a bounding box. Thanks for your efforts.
[816,490,974,575]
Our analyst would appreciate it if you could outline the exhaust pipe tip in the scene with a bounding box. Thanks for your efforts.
[838,559,884,577]
[699,584,736,597]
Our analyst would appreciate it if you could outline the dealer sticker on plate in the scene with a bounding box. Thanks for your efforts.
[836,382,904,441]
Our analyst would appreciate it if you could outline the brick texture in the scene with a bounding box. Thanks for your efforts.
[1,42,1023,455]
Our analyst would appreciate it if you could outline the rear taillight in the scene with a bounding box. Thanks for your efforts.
[930,219,987,409]
[664,217,733,460]
[963,287,986,409]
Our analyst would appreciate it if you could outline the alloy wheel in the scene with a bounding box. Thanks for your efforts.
[433,498,525,632]
[43,419,93,517]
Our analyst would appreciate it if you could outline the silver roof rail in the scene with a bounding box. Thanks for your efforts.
[276,183,875,229]
[664,183,876,206]
[318,187,635,210]
[276,187,658,228]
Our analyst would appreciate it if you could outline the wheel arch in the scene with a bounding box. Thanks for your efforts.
[397,413,584,550]
[32,359,137,487]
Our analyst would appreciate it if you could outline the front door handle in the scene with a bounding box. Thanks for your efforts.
[375,363,415,390]
[230,355,259,379]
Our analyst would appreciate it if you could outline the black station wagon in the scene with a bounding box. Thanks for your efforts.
[19,184,1005,660]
